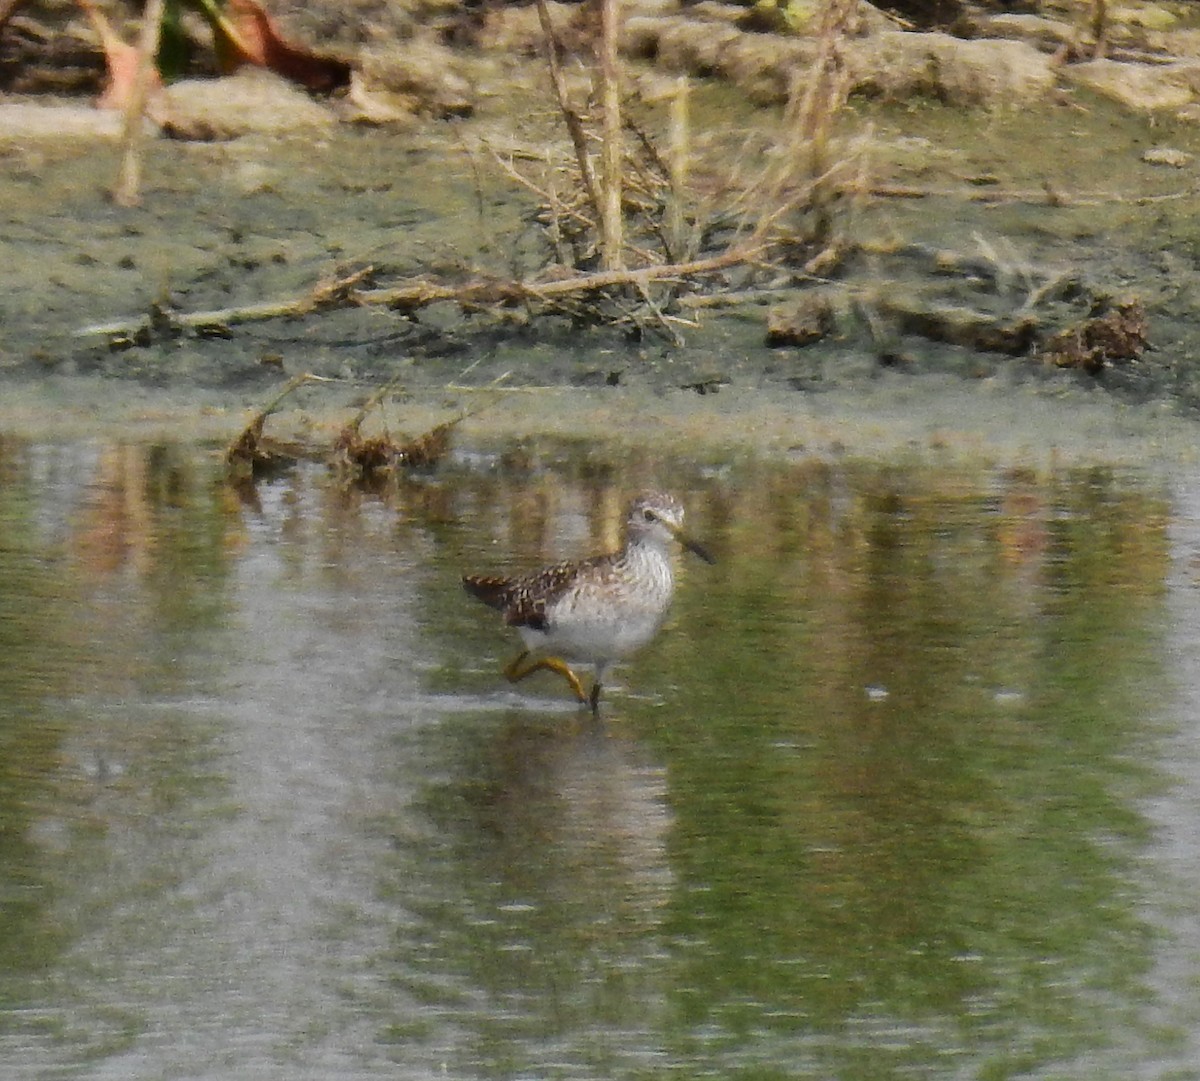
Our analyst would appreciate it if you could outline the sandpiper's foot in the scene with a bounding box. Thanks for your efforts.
[503,651,589,704]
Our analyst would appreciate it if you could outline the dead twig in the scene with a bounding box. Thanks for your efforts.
[745,0,858,249]
[488,147,595,235]
[76,266,375,342]
[534,0,600,219]
[866,182,1199,207]
[77,248,765,341]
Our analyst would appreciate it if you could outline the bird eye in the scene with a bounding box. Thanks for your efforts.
[642,508,656,522]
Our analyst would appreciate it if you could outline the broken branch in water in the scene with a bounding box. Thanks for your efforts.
[330,372,424,478]
[331,417,457,481]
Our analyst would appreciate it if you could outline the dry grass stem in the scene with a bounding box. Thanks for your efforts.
[113,0,164,207]
[597,0,625,270]
[665,78,691,262]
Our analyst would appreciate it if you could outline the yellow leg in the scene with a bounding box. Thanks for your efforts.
[503,651,589,704]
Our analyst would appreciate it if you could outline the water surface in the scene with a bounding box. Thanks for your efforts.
[0,438,1197,1080]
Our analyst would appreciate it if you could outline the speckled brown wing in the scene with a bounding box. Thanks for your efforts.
[500,560,588,631]
[461,574,517,612]
[464,554,612,632]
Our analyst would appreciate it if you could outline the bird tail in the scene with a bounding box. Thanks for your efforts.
[462,574,514,611]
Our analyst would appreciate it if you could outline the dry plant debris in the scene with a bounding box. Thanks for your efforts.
[330,421,455,477]
[1039,298,1149,373]
[226,372,464,489]
[876,294,1040,356]
[766,292,837,347]
[247,0,855,343]
[330,378,458,481]
[224,372,327,480]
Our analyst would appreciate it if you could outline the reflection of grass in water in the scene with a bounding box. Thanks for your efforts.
[636,462,1172,1075]
[333,453,1177,1078]
[0,458,79,977]
[0,442,236,983]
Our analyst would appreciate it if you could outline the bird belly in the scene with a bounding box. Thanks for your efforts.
[519,606,664,668]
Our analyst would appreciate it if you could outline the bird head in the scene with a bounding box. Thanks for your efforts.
[627,492,715,563]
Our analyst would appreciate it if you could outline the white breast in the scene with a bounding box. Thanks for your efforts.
[521,544,675,668]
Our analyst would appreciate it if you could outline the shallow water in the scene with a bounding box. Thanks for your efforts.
[2,437,1200,1080]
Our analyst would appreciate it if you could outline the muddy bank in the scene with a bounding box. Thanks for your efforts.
[2,101,1197,379]
[3,6,1200,463]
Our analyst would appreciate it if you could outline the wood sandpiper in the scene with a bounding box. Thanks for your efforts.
[463,491,715,710]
